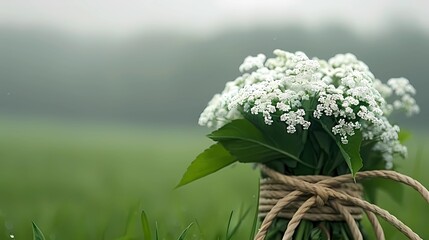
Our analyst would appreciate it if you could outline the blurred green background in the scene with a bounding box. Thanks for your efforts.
[1,1,429,239]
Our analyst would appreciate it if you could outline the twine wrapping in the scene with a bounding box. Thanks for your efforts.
[255,165,429,240]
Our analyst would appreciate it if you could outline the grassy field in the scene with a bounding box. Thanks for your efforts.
[0,118,428,239]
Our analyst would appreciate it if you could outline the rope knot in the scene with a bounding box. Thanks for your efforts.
[255,164,429,240]
[314,187,329,207]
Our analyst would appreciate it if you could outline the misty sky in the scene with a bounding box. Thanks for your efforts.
[0,0,428,37]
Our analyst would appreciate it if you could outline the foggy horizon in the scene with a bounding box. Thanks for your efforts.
[1,0,429,38]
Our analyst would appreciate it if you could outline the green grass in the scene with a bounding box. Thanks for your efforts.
[0,117,428,239]
[0,118,259,239]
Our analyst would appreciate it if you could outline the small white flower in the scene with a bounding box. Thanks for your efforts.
[198,50,418,168]
[239,54,266,72]
[387,78,416,96]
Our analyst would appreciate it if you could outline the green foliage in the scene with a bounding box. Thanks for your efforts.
[177,223,194,240]
[319,118,363,176]
[225,206,252,240]
[0,119,259,239]
[208,119,306,166]
[155,222,159,240]
[181,115,367,190]
[141,211,152,240]
[309,226,329,240]
[249,179,261,240]
[1,120,428,239]
[120,204,198,240]
[117,206,150,240]
[244,113,305,161]
[338,131,364,177]
[225,211,234,240]
[178,119,316,187]
[294,220,312,239]
[362,178,404,204]
[313,130,332,156]
[176,143,236,187]
[398,129,412,143]
[32,222,46,240]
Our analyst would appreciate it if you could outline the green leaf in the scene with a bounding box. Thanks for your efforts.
[310,228,322,240]
[32,222,46,240]
[313,130,332,155]
[177,223,194,240]
[155,222,159,240]
[243,113,304,158]
[249,179,260,240]
[310,225,329,240]
[117,208,142,239]
[295,220,311,240]
[362,178,404,204]
[226,206,252,240]
[176,143,236,187]
[319,118,363,176]
[295,140,318,175]
[398,129,412,144]
[208,119,313,168]
[141,211,152,240]
[360,141,384,171]
[339,131,363,177]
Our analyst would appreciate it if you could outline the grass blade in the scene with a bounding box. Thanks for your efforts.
[227,206,252,240]
[194,219,204,239]
[155,221,159,240]
[249,176,261,240]
[225,211,234,240]
[141,211,152,240]
[32,222,46,240]
[119,205,140,239]
[177,222,194,240]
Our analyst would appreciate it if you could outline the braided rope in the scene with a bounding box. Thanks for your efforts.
[255,165,429,240]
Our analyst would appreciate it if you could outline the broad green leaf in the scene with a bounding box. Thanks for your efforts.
[295,140,318,175]
[362,178,404,204]
[141,211,152,240]
[32,222,46,240]
[313,131,332,154]
[217,139,299,167]
[208,119,313,168]
[323,152,344,176]
[243,113,304,157]
[176,143,236,187]
[264,161,287,174]
[360,141,383,171]
[177,223,194,240]
[319,118,363,176]
[339,131,363,177]
[361,147,398,204]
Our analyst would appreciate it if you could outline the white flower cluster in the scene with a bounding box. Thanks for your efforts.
[199,50,419,168]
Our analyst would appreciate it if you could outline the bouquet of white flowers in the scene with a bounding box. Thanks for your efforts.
[178,50,419,239]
